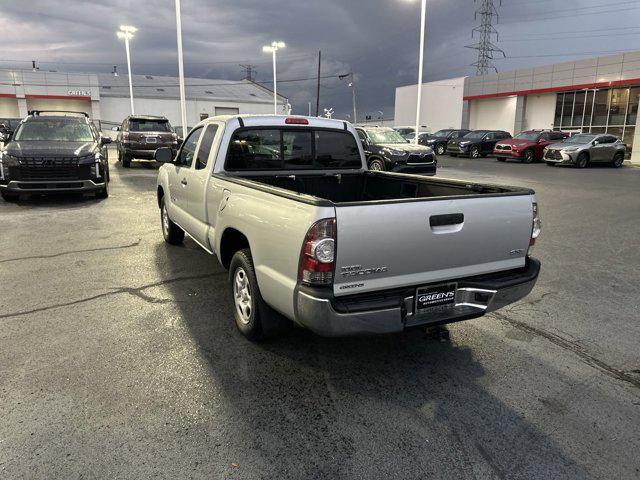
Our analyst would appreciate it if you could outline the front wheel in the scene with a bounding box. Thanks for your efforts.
[575,152,589,169]
[96,182,109,199]
[1,191,18,202]
[369,158,385,171]
[160,197,185,245]
[611,152,625,168]
[522,149,535,164]
[435,143,446,155]
[122,154,131,168]
[470,146,480,159]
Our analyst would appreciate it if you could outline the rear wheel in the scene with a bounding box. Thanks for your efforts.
[435,143,446,155]
[122,154,131,168]
[611,152,624,168]
[1,191,18,202]
[229,249,289,341]
[160,197,184,245]
[522,149,535,164]
[470,146,480,159]
[575,152,589,169]
[369,158,385,171]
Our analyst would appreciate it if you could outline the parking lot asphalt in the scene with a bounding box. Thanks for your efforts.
[1,151,639,479]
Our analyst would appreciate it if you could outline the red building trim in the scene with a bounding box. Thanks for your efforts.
[0,93,16,98]
[463,78,640,101]
[25,94,91,100]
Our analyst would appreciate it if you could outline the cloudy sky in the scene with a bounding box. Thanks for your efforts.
[1,0,638,118]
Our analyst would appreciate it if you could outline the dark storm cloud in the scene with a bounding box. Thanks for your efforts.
[1,0,638,118]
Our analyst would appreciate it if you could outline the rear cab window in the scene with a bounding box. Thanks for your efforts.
[226,128,362,171]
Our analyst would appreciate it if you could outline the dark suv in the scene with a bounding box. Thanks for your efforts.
[356,127,437,174]
[0,111,111,201]
[116,115,178,167]
[418,129,471,155]
[447,130,512,158]
[494,130,568,163]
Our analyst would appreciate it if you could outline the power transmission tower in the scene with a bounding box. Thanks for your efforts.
[240,64,256,81]
[465,0,506,75]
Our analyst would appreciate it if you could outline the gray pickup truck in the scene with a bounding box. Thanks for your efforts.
[155,115,541,340]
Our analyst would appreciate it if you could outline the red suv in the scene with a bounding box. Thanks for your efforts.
[494,130,568,163]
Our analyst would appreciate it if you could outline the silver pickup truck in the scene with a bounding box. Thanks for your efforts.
[155,115,541,340]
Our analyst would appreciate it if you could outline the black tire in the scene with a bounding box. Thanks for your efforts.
[611,152,625,168]
[522,149,535,164]
[229,249,289,341]
[122,154,131,168]
[160,196,185,245]
[96,182,109,199]
[470,146,480,159]
[546,162,556,167]
[575,152,589,169]
[435,143,446,155]
[369,158,385,171]
[1,191,18,202]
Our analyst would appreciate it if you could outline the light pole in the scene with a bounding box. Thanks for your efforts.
[174,0,188,136]
[404,0,427,143]
[340,73,358,124]
[117,25,137,115]
[262,41,285,115]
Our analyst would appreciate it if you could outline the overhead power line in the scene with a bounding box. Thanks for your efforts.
[502,4,640,24]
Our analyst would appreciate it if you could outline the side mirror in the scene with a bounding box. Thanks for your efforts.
[538,138,545,144]
[155,147,174,163]
[176,137,184,147]
[593,140,599,146]
[111,126,120,132]
[100,136,112,146]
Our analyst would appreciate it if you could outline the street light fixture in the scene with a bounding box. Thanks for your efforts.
[117,25,137,115]
[404,0,427,143]
[262,41,286,115]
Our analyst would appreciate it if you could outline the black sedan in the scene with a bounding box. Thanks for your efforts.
[447,130,512,158]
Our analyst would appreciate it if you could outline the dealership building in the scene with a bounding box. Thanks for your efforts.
[395,50,640,164]
[0,68,287,131]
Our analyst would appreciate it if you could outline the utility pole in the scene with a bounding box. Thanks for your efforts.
[315,50,321,117]
[175,0,188,136]
[240,64,256,81]
[339,72,358,124]
[465,0,505,75]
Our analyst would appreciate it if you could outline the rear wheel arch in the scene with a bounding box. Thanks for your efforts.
[220,228,251,270]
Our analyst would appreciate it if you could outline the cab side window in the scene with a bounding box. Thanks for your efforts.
[485,132,496,140]
[195,125,218,170]
[178,126,203,167]
[357,130,368,143]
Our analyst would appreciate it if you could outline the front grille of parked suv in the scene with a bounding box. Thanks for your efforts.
[495,144,512,151]
[407,153,435,164]
[545,149,562,160]
[18,157,85,180]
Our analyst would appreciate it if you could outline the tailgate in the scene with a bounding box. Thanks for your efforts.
[333,195,534,296]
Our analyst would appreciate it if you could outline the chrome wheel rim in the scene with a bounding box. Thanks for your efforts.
[615,155,623,167]
[436,145,445,155]
[525,151,533,163]
[234,268,252,324]
[370,161,382,171]
[471,148,479,158]
[161,204,169,236]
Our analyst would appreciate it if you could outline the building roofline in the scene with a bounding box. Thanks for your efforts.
[463,77,640,101]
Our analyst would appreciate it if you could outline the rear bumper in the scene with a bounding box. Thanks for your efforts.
[294,258,541,337]
[1,179,105,193]
[121,144,176,159]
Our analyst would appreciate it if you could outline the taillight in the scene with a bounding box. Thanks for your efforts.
[122,132,130,142]
[285,117,309,125]
[299,218,336,286]
[529,202,541,251]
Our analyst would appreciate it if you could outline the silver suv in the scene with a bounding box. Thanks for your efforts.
[544,133,626,168]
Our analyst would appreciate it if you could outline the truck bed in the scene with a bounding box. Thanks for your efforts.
[241,171,532,205]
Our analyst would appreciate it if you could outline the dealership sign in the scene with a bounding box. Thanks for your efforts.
[68,90,91,96]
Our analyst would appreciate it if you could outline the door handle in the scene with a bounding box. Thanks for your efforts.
[181,178,188,186]
[430,213,464,227]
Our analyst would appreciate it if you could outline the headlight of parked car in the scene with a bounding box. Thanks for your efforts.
[562,146,579,152]
[382,148,407,156]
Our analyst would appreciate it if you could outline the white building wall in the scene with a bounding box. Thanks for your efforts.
[25,98,92,115]
[0,98,19,117]
[469,96,518,134]
[394,77,466,131]
[99,97,279,127]
[523,93,557,131]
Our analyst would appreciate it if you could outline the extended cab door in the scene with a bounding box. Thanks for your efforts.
[180,123,222,247]
[166,126,203,228]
